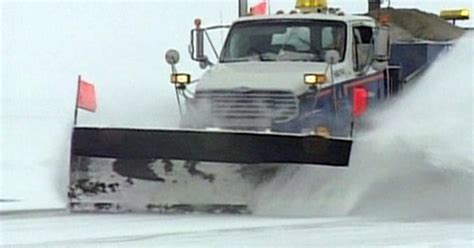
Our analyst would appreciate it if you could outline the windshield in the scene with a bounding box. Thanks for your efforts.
[220,20,346,63]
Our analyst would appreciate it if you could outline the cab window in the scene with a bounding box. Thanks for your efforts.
[271,27,311,51]
[221,20,347,63]
[352,25,374,73]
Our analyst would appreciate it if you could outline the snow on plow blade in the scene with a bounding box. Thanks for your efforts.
[71,127,352,166]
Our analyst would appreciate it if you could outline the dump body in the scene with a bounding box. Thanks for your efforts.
[390,42,451,80]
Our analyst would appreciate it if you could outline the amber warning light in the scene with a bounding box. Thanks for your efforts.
[171,73,191,85]
[304,74,327,85]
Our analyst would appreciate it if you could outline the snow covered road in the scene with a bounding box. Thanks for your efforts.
[1,210,472,247]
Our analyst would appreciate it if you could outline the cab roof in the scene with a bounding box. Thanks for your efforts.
[234,12,375,24]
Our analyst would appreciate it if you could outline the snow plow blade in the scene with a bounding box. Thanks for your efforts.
[69,127,352,213]
[71,127,352,166]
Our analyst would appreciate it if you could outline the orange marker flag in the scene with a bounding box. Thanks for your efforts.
[250,0,267,15]
[77,77,97,112]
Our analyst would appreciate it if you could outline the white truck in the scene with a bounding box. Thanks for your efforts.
[174,5,390,136]
[69,0,398,213]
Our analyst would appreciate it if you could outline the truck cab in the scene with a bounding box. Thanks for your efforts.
[169,8,390,137]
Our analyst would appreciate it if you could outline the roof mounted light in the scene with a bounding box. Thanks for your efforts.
[440,9,470,20]
[295,0,328,13]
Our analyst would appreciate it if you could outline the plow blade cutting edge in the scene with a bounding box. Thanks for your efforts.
[70,127,353,166]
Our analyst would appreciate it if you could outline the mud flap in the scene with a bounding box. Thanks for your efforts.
[71,127,352,166]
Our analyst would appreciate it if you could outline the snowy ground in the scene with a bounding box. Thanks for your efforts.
[1,210,472,247]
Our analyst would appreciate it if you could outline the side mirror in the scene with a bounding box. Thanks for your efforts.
[324,50,341,65]
[374,26,390,61]
[190,18,213,69]
[195,29,205,61]
[165,49,180,65]
[191,19,206,62]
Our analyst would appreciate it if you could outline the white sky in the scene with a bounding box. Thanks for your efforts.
[1,0,472,126]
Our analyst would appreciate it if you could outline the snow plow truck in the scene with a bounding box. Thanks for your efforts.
[68,0,459,213]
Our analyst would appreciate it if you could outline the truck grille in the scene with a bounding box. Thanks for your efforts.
[194,89,298,129]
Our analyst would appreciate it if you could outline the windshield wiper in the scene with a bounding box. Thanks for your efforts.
[222,58,251,63]
[248,48,277,62]
[259,55,276,61]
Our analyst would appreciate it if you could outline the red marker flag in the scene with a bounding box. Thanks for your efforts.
[77,78,97,112]
[352,87,368,117]
[250,0,267,15]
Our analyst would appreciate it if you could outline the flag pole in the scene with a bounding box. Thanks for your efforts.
[74,75,81,126]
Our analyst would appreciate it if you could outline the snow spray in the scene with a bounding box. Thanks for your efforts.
[252,33,473,219]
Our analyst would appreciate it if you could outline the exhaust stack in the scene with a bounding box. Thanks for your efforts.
[239,0,248,17]
[368,0,381,12]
